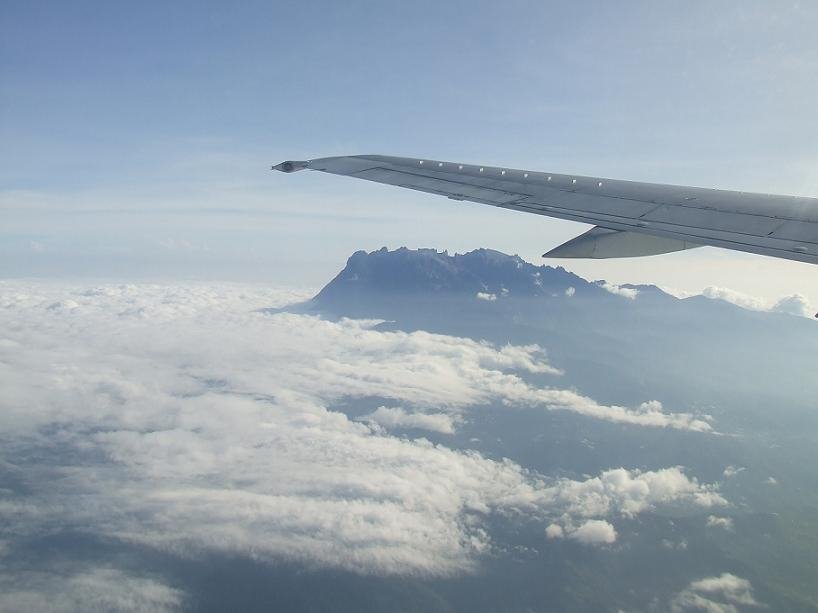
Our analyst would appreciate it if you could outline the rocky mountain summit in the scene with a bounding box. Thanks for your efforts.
[316,247,593,298]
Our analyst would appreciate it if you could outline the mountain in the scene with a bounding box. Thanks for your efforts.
[288,247,818,611]
[316,247,595,299]
[310,247,818,422]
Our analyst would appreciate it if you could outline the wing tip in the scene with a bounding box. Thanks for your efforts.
[272,160,310,173]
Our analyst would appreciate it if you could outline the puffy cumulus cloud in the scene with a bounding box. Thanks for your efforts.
[771,293,814,318]
[476,291,497,301]
[360,406,456,434]
[567,520,617,545]
[702,286,815,319]
[541,467,726,522]
[545,523,564,539]
[537,467,725,549]
[706,516,734,531]
[597,281,639,299]
[702,286,767,311]
[0,567,185,613]
[688,574,758,605]
[545,520,617,545]
[0,282,726,578]
[542,467,726,548]
[670,573,760,612]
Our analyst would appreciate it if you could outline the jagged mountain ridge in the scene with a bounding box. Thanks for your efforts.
[316,246,647,301]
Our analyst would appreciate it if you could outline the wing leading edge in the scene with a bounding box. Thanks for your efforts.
[272,155,818,265]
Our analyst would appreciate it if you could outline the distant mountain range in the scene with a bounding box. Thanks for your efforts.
[307,247,818,423]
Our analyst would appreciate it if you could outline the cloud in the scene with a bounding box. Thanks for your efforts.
[0,281,727,580]
[568,519,617,545]
[564,286,576,297]
[661,538,688,551]
[0,281,710,433]
[542,466,726,547]
[0,568,184,613]
[545,523,564,539]
[702,286,815,318]
[546,520,617,545]
[359,406,456,434]
[722,466,745,478]
[670,573,760,612]
[543,467,727,521]
[598,281,639,299]
[771,293,814,318]
[702,286,767,311]
[706,515,734,530]
[476,292,497,301]
[517,396,712,433]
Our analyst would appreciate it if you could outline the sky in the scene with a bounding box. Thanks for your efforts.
[1,0,817,304]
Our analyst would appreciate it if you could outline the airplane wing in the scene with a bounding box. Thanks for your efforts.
[272,155,818,265]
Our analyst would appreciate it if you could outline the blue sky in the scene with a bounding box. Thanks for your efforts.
[2,0,817,302]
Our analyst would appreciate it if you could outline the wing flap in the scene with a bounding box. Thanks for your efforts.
[640,205,782,236]
[526,193,659,219]
[768,219,818,244]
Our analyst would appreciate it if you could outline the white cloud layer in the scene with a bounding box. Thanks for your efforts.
[0,282,725,581]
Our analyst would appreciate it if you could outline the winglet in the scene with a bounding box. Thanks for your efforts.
[272,160,310,173]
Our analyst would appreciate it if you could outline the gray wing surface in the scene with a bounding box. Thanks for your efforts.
[272,155,818,265]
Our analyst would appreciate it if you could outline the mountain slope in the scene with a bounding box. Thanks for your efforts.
[310,247,818,420]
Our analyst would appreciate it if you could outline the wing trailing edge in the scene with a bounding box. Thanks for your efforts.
[271,154,818,265]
